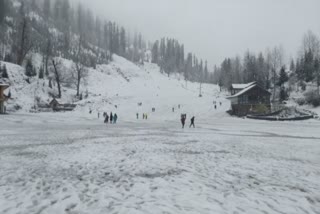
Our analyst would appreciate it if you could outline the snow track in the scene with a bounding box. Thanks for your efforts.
[1,113,320,214]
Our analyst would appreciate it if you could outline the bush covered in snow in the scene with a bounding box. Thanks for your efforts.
[304,90,320,107]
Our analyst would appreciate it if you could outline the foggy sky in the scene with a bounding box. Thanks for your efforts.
[76,0,320,67]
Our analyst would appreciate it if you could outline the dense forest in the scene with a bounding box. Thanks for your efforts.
[0,0,210,87]
[212,31,320,105]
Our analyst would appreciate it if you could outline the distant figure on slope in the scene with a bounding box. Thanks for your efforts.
[110,112,113,124]
[190,116,195,128]
[104,113,109,124]
[114,114,118,124]
[98,112,100,119]
[220,102,222,106]
[215,105,217,110]
[172,107,175,112]
[181,114,186,129]
[145,113,148,120]
[136,113,139,119]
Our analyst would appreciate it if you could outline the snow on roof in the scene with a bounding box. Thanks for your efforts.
[231,82,256,90]
[227,83,271,99]
[0,81,10,88]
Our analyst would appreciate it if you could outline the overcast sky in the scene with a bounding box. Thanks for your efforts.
[76,0,320,67]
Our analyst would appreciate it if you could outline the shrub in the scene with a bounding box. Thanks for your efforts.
[299,81,306,91]
[253,104,269,114]
[304,90,320,107]
[295,97,306,106]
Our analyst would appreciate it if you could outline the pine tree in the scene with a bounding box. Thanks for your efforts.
[279,87,288,101]
[39,66,44,79]
[0,0,6,23]
[152,41,159,64]
[315,58,320,96]
[2,64,8,78]
[120,27,126,56]
[43,0,50,20]
[25,59,36,77]
[290,59,295,72]
[278,66,289,87]
[49,79,52,88]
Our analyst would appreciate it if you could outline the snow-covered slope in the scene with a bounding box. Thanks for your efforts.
[1,55,228,121]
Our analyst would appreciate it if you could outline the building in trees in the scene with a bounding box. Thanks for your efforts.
[227,82,271,116]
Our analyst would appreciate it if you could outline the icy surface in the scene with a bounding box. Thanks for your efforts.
[0,112,320,214]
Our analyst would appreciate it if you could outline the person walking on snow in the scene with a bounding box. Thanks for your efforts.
[190,116,195,128]
[104,113,109,124]
[110,112,113,124]
[181,114,186,129]
[113,114,118,124]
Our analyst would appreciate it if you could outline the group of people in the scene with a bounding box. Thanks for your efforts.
[181,114,195,129]
[213,101,222,110]
[104,112,118,124]
[136,113,148,120]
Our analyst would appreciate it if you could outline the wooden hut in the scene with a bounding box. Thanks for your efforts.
[227,82,271,116]
[0,83,9,114]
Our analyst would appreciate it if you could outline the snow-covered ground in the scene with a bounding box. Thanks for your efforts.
[0,110,320,214]
[1,55,320,213]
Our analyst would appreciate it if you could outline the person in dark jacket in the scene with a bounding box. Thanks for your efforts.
[110,112,113,123]
[104,113,109,124]
[190,116,195,128]
[181,114,186,128]
[114,114,118,124]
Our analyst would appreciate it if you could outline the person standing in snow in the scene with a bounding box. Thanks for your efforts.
[190,116,195,128]
[181,114,186,129]
[114,114,118,124]
[145,113,148,120]
[110,112,113,124]
[104,113,109,124]
[215,105,217,110]
[136,113,139,119]
[172,107,175,112]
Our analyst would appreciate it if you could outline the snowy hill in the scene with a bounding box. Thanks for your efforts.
[1,54,228,122]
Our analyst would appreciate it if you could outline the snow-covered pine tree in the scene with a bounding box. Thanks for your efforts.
[2,64,8,78]
[39,66,44,79]
[25,59,36,77]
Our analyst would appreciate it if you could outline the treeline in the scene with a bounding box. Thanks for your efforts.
[152,38,212,83]
[213,30,320,103]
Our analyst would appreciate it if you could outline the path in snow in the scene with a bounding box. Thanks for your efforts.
[0,113,320,214]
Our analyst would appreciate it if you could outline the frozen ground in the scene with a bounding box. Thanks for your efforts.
[0,112,320,214]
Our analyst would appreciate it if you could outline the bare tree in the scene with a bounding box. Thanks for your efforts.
[51,58,62,98]
[266,46,284,102]
[73,35,88,97]
[301,30,320,58]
